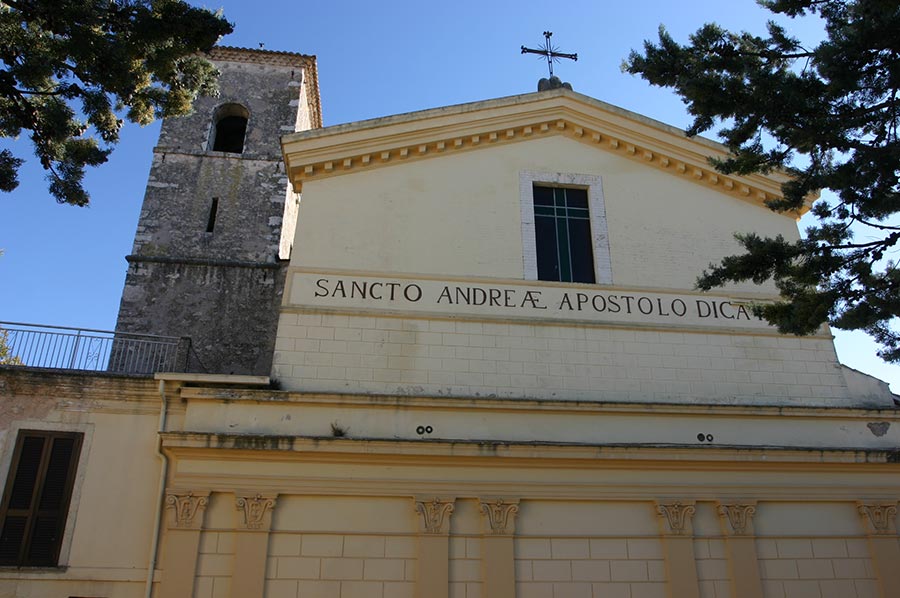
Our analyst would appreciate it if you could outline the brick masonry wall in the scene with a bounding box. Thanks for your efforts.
[756,538,877,598]
[264,533,416,598]
[449,536,483,598]
[514,537,667,598]
[272,312,851,404]
[694,538,733,598]
[183,495,890,598]
[196,530,235,598]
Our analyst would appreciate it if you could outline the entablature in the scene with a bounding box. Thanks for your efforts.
[281,89,800,214]
[165,386,900,452]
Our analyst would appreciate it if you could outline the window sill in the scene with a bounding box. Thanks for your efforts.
[0,565,68,576]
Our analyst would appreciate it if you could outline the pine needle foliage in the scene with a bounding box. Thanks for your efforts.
[624,0,900,361]
[0,0,232,205]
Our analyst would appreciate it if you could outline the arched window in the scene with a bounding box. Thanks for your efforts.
[210,103,249,153]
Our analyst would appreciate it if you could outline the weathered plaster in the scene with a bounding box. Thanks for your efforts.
[114,48,316,375]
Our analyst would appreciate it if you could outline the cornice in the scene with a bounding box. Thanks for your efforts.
[208,46,313,68]
[176,386,899,420]
[0,367,157,403]
[281,89,799,214]
[160,432,900,468]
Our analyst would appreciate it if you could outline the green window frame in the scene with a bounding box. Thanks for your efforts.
[533,185,596,283]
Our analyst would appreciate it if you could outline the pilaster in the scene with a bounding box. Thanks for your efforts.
[231,492,277,598]
[716,502,763,598]
[857,502,900,598]
[655,500,700,598]
[414,497,455,598]
[478,498,520,598]
[158,489,209,598]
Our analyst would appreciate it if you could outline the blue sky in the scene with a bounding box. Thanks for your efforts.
[1,0,898,390]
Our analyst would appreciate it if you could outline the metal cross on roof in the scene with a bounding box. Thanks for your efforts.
[521,31,578,77]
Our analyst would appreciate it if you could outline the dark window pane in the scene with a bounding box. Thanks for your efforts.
[535,215,559,281]
[26,516,59,566]
[0,516,27,565]
[8,436,45,510]
[566,187,588,209]
[38,438,75,511]
[556,216,572,282]
[553,187,566,207]
[533,185,554,206]
[569,218,596,283]
[533,186,593,283]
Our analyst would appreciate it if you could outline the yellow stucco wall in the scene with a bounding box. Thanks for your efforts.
[291,135,796,295]
[271,117,856,405]
[1,372,898,598]
[0,373,161,598]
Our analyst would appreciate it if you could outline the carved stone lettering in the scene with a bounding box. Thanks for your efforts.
[293,273,774,333]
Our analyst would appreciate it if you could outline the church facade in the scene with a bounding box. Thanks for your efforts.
[1,47,899,598]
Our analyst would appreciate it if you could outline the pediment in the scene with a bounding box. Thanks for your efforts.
[281,88,798,213]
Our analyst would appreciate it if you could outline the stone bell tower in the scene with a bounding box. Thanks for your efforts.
[114,47,321,375]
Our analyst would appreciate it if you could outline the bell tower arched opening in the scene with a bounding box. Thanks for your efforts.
[210,103,249,153]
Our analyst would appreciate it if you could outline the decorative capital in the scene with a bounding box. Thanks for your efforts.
[165,490,209,530]
[415,497,455,535]
[857,502,898,536]
[479,498,520,536]
[655,501,696,536]
[236,493,278,531]
[717,502,757,536]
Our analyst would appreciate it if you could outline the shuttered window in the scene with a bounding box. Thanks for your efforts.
[0,431,82,567]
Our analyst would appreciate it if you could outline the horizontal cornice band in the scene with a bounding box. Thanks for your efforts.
[282,92,799,214]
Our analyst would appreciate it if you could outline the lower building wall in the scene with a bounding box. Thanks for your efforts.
[157,490,892,598]
[1,370,897,598]
[0,370,162,598]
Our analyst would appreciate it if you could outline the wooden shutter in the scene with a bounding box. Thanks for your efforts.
[0,431,82,566]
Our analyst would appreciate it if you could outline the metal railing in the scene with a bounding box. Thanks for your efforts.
[0,322,188,374]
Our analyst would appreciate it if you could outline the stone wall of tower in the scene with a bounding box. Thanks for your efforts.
[115,47,320,375]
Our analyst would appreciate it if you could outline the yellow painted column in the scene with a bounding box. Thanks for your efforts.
[716,502,763,598]
[231,493,277,598]
[479,498,520,598]
[857,502,900,598]
[158,490,209,598]
[414,497,456,598]
[655,501,700,598]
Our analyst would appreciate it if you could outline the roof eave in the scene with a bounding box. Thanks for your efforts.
[282,88,802,215]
